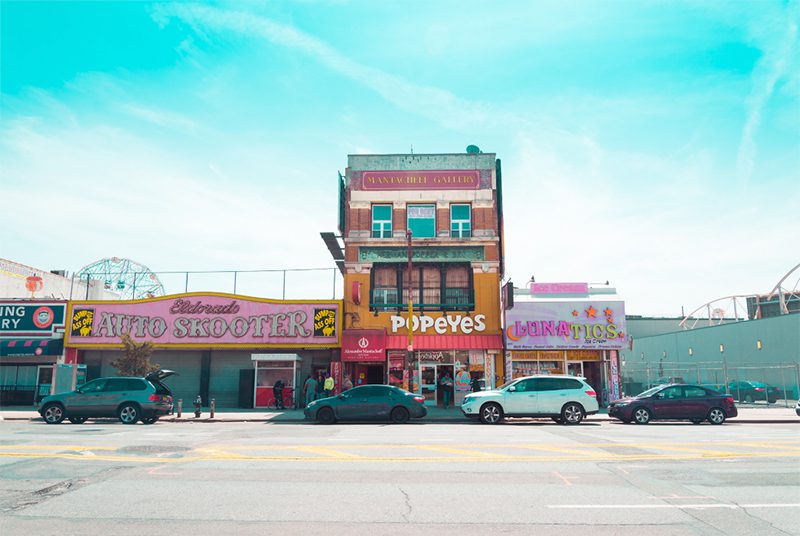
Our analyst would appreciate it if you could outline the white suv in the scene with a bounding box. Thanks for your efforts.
[461,375,599,424]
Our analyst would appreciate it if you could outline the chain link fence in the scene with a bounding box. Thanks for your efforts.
[621,362,800,408]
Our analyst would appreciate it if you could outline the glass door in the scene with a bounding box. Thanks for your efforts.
[36,365,53,403]
[567,361,584,377]
[420,365,437,406]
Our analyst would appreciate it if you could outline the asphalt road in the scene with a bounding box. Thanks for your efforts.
[0,418,798,535]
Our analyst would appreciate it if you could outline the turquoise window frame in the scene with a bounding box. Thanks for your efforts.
[371,204,393,238]
[407,204,436,238]
[450,204,471,238]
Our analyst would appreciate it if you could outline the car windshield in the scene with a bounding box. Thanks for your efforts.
[636,386,664,398]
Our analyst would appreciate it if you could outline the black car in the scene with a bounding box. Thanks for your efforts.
[304,385,427,424]
[727,381,782,404]
[608,384,738,425]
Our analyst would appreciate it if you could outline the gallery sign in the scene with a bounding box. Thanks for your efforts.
[0,301,67,338]
[65,293,341,348]
[341,329,386,362]
[505,301,626,350]
[361,170,481,191]
[390,314,486,334]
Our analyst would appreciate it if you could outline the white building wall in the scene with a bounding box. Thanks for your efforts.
[0,258,119,300]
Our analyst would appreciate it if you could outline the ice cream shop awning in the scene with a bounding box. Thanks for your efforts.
[0,338,63,357]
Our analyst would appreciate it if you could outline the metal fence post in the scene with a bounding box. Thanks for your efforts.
[780,365,788,408]
[177,399,182,419]
[184,272,189,293]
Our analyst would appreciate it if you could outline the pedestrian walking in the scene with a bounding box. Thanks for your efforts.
[323,372,334,397]
[471,375,482,393]
[273,378,285,409]
[343,374,353,391]
[303,374,318,408]
[439,371,454,409]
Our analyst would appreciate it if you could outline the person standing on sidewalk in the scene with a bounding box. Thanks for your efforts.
[439,371,454,409]
[343,374,353,392]
[273,379,285,410]
[315,372,325,400]
[303,374,317,408]
[323,373,334,397]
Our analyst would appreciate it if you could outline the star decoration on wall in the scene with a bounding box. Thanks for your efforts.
[571,310,579,317]
[603,307,613,317]
[607,317,614,323]
[585,306,597,318]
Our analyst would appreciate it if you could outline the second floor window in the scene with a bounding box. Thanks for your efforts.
[450,204,471,238]
[372,205,393,238]
[370,263,474,311]
[407,204,436,238]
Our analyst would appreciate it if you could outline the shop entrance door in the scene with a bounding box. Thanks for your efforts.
[436,364,454,407]
[420,365,437,406]
[567,361,584,377]
[36,365,53,403]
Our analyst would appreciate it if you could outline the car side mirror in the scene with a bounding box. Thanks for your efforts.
[338,394,348,400]
[508,385,516,392]
[654,393,664,400]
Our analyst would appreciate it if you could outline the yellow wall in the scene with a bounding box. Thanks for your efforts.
[343,271,502,335]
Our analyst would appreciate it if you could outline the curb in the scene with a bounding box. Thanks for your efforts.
[3,416,796,425]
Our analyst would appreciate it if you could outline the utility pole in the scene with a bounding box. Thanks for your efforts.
[406,229,415,392]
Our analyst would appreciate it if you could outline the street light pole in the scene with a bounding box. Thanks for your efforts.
[406,229,415,392]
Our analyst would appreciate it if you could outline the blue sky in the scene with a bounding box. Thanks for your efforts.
[1,1,798,315]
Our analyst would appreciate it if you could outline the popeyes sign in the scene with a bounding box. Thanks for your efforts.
[65,293,341,348]
[390,314,486,334]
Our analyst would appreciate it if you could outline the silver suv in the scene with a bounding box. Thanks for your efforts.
[38,370,177,425]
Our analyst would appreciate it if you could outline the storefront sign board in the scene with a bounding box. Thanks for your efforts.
[361,170,481,191]
[0,301,66,338]
[66,293,341,348]
[506,301,626,350]
[342,329,386,362]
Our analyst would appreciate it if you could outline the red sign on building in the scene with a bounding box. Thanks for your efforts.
[342,329,386,362]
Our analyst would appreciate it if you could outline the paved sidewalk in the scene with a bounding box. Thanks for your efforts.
[2,405,797,424]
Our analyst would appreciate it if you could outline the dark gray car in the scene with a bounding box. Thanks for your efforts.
[38,370,177,425]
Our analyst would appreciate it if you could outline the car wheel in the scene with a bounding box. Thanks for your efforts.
[744,394,754,404]
[690,418,703,424]
[118,403,140,425]
[479,403,503,424]
[42,403,65,425]
[390,407,410,424]
[633,407,652,424]
[68,417,87,424]
[316,407,336,425]
[141,417,159,425]
[562,403,584,425]
[707,407,726,425]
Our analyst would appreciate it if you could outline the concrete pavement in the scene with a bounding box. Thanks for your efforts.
[2,405,798,423]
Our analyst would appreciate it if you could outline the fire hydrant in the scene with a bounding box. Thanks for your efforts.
[194,395,202,418]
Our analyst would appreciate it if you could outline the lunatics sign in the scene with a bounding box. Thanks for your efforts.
[66,293,341,348]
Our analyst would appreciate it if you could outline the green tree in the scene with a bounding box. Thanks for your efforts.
[110,333,160,376]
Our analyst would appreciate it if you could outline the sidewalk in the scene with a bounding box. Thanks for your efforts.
[2,405,798,424]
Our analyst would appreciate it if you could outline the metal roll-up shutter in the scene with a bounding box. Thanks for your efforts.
[150,351,202,405]
[209,351,253,408]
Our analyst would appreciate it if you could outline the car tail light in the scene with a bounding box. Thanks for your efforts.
[585,390,596,397]
[148,394,160,402]
[412,396,425,403]
[754,387,765,392]
[725,396,735,404]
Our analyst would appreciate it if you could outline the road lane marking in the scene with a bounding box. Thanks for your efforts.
[547,503,800,509]
[415,446,497,458]
[294,446,363,459]
[553,471,574,486]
